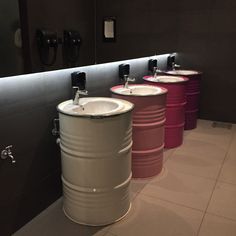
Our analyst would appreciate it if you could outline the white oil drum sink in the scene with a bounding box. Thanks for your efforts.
[57,97,134,226]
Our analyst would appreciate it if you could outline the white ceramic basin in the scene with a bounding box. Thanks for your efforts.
[57,97,133,117]
[111,84,166,96]
[166,70,199,76]
[145,75,186,83]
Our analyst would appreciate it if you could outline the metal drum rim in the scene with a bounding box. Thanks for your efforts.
[110,84,168,97]
[143,75,189,84]
[165,70,202,76]
[57,98,134,119]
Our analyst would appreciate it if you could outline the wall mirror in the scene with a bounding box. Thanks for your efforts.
[0,0,177,78]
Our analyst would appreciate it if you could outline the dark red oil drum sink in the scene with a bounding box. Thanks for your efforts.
[111,84,167,178]
[166,70,202,130]
[143,75,188,148]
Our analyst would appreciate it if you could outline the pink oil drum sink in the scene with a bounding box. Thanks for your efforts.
[166,70,202,130]
[111,84,167,178]
[143,75,189,148]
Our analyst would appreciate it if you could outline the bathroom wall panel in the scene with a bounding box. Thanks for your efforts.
[178,0,213,11]
[96,0,178,63]
[211,0,236,10]
[0,197,18,236]
[176,0,236,122]
[13,170,62,232]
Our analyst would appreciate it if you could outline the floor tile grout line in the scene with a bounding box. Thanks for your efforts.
[215,128,236,181]
[196,177,219,235]
[149,167,219,184]
[206,211,236,222]
[162,163,224,182]
[138,191,205,214]
[217,179,236,186]
[196,131,236,236]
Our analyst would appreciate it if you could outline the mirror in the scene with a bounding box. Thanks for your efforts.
[0,0,96,78]
[0,0,176,78]
[0,0,24,77]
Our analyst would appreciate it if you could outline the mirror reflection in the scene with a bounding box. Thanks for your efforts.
[0,0,176,78]
[0,1,23,77]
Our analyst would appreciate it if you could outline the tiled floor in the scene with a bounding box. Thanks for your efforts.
[14,119,236,236]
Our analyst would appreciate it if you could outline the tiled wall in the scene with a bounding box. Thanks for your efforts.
[95,0,178,63]
[176,0,236,122]
[0,54,169,236]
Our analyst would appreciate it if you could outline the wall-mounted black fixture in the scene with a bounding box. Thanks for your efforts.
[64,30,82,64]
[36,29,59,66]
[167,54,180,70]
[119,64,130,79]
[71,71,88,105]
[167,54,175,70]
[148,59,158,73]
[119,64,136,88]
[71,71,86,90]
[103,17,116,42]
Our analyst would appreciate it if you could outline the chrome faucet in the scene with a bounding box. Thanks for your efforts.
[172,62,180,70]
[153,67,163,78]
[1,145,16,164]
[124,75,135,89]
[73,87,88,106]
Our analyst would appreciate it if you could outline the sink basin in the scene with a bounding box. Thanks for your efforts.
[57,97,133,117]
[110,84,166,96]
[166,70,199,76]
[143,75,187,83]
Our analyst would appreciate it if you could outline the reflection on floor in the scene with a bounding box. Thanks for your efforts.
[14,119,236,236]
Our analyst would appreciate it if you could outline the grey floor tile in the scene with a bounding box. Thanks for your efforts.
[187,120,233,150]
[165,137,226,179]
[217,124,236,184]
[141,169,215,211]
[108,194,204,236]
[163,148,176,162]
[219,158,236,185]
[103,232,117,236]
[207,182,236,220]
[130,178,152,199]
[199,213,236,236]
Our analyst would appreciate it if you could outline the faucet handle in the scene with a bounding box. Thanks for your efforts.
[78,90,88,96]
[124,75,135,82]
[127,77,135,82]
[172,62,180,70]
[73,86,88,95]
[72,86,79,90]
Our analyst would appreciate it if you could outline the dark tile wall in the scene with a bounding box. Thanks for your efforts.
[95,0,178,63]
[176,0,236,122]
[0,54,169,236]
